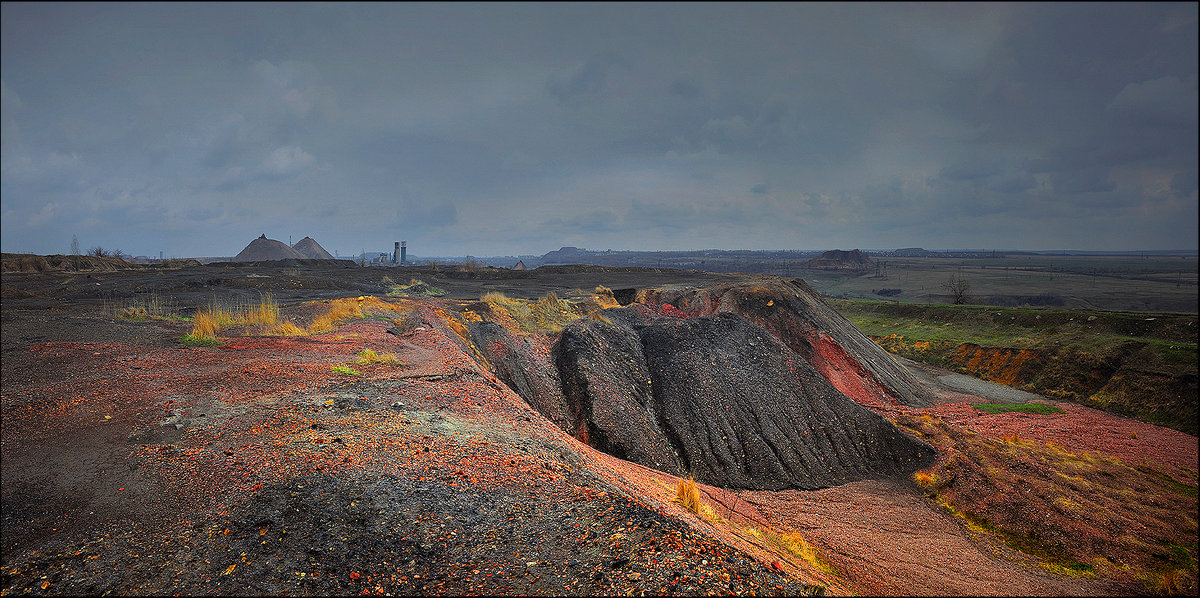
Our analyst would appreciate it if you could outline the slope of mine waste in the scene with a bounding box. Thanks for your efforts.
[644,279,935,407]
[467,320,571,430]
[291,236,335,260]
[802,248,873,271]
[553,310,934,490]
[554,315,684,475]
[233,235,306,261]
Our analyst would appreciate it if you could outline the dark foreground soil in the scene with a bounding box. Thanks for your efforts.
[2,262,1195,596]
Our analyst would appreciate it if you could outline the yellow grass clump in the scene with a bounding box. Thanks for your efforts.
[180,294,410,345]
[266,321,306,336]
[354,349,400,366]
[672,477,703,515]
[480,292,526,333]
[308,298,366,333]
[594,285,620,309]
[528,293,580,333]
[185,309,222,344]
[913,470,940,489]
[746,527,839,577]
[242,295,281,328]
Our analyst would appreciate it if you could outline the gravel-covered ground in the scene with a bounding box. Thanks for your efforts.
[2,263,1195,596]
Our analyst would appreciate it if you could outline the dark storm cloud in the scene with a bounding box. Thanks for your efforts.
[668,78,703,99]
[1,3,1196,256]
[1171,170,1199,199]
[546,52,628,105]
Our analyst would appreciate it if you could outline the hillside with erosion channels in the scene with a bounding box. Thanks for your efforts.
[0,260,1196,596]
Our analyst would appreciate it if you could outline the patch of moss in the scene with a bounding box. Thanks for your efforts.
[331,365,362,376]
[946,504,1095,575]
[179,333,220,346]
[387,279,446,297]
[1136,466,1199,499]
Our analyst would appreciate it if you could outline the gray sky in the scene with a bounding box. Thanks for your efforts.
[2,2,1197,258]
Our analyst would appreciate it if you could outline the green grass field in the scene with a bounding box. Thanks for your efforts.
[801,254,1197,313]
[831,299,1198,435]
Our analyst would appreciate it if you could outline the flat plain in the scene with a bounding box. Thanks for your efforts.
[1,256,1195,596]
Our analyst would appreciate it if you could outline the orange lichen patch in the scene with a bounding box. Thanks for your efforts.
[951,346,1040,386]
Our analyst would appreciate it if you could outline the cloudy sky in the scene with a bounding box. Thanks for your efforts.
[2,3,1197,258]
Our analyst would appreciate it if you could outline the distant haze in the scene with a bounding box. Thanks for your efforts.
[2,3,1196,258]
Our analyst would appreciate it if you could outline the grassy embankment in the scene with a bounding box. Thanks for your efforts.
[830,299,1198,435]
[900,413,1197,594]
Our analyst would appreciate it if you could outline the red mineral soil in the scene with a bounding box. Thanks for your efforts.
[1,294,1196,596]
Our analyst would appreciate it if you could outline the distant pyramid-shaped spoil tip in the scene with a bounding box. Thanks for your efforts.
[292,236,335,260]
[234,235,306,261]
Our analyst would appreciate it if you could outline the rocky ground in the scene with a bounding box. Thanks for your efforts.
[1,260,1196,596]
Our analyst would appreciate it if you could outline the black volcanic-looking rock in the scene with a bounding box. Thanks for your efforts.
[554,318,683,475]
[469,283,936,491]
[647,279,935,408]
[638,312,933,489]
[467,321,571,430]
[546,310,934,490]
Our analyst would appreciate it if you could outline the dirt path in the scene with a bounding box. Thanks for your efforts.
[899,356,1046,405]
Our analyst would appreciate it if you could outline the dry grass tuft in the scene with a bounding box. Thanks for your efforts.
[672,477,703,515]
[1154,568,1182,595]
[913,470,940,489]
[746,526,838,577]
[309,298,366,333]
[186,309,222,343]
[112,292,181,321]
[178,294,407,344]
[242,295,280,328]
[529,292,581,333]
[266,321,306,336]
[594,285,620,309]
[354,349,400,366]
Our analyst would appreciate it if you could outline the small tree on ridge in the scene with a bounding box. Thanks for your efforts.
[942,273,972,305]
